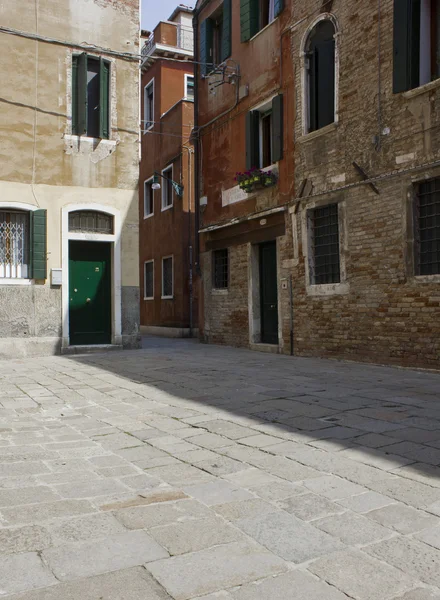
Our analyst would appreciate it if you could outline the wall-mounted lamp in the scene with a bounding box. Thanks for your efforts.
[152,171,184,197]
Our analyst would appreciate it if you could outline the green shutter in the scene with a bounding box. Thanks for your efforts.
[240,0,259,42]
[221,0,232,61]
[200,18,214,76]
[99,59,110,139]
[393,0,420,93]
[76,52,88,135]
[272,94,283,162]
[72,56,78,134]
[274,0,284,18]
[245,111,260,170]
[31,209,47,280]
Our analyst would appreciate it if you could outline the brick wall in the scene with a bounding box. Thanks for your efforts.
[289,0,440,368]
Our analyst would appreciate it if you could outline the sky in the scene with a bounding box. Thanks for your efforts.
[141,0,194,31]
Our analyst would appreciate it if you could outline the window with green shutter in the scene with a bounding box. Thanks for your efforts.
[246,95,283,170]
[221,0,232,61]
[200,18,214,76]
[392,0,440,93]
[240,0,283,42]
[72,54,111,138]
[271,94,283,162]
[305,20,336,133]
[31,209,47,280]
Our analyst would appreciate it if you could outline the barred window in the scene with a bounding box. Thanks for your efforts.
[0,210,30,279]
[212,249,228,289]
[162,256,173,298]
[415,178,440,275]
[144,261,154,299]
[68,211,113,234]
[309,203,341,285]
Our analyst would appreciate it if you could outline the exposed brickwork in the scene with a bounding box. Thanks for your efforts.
[289,0,440,368]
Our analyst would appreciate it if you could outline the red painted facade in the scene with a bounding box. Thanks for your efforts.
[139,12,198,332]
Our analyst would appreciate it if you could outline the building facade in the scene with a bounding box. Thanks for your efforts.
[196,0,440,369]
[0,0,141,358]
[140,7,198,336]
[288,0,440,369]
[195,0,295,352]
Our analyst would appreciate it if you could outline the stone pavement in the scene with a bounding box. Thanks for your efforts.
[1,338,440,599]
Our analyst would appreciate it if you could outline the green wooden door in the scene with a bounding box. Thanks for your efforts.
[69,241,111,345]
[260,241,278,345]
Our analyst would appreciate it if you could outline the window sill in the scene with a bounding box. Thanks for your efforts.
[212,288,228,295]
[249,16,278,42]
[410,274,440,284]
[143,126,154,135]
[144,213,154,220]
[299,122,338,143]
[144,296,154,300]
[161,295,174,300]
[0,278,33,286]
[65,135,116,146]
[402,78,440,99]
[161,204,173,212]
[306,282,349,297]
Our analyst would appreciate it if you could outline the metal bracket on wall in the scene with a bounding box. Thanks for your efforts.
[352,161,380,195]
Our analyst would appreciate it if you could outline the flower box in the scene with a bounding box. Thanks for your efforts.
[235,168,277,193]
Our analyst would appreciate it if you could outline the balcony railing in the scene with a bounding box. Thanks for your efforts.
[141,23,194,59]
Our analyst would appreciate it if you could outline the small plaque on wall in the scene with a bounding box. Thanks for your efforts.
[51,269,62,286]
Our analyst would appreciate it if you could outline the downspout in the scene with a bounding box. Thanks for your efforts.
[376,0,382,151]
[183,145,194,337]
[193,9,201,275]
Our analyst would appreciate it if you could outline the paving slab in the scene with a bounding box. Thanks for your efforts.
[309,549,417,600]
[278,492,344,521]
[7,567,173,600]
[42,530,169,581]
[146,541,288,600]
[114,498,213,529]
[336,491,396,513]
[314,511,393,545]
[365,537,440,588]
[231,569,352,600]
[367,503,440,534]
[183,481,254,506]
[235,510,344,563]
[0,551,57,595]
[0,524,51,555]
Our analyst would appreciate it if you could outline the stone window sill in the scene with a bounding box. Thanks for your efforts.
[0,278,33,286]
[249,16,279,42]
[212,288,228,295]
[299,121,338,143]
[410,274,440,284]
[402,78,440,99]
[306,282,349,296]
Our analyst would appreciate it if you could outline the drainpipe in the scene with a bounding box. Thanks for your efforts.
[183,145,194,337]
[193,9,201,276]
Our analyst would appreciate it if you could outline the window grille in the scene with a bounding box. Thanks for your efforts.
[144,261,154,298]
[415,178,440,275]
[68,211,113,234]
[162,257,173,297]
[213,249,228,289]
[0,211,30,279]
[309,203,340,284]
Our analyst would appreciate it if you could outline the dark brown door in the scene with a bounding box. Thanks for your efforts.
[260,241,278,345]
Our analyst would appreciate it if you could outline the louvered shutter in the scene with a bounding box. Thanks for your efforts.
[31,209,47,280]
[240,0,259,42]
[221,0,232,61]
[76,52,88,135]
[99,59,110,139]
[200,19,214,76]
[393,0,420,93]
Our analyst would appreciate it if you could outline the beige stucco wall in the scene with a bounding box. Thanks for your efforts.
[0,0,140,355]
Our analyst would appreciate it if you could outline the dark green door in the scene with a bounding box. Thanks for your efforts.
[260,241,278,345]
[69,241,111,345]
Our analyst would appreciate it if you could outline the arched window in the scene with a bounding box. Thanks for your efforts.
[0,210,30,279]
[305,19,336,133]
[68,210,114,234]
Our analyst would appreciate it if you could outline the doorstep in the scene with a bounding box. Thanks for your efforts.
[249,343,280,354]
[61,344,123,355]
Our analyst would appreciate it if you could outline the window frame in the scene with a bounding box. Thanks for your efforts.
[71,53,111,140]
[300,14,339,137]
[301,197,348,296]
[161,255,174,299]
[412,177,440,278]
[259,109,273,169]
[212,248,229,290]
[161,164,174,211]
[144,78,155,132]
[144,177,155,219]
[144,259,154,300]
[308,203,341,286]
[184,74,195,101]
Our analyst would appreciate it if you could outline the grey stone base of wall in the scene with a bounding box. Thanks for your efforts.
[122,286,141,349]
[141,326,199,338]
[122,334,142,349]
[0,337,62,359]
